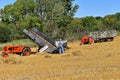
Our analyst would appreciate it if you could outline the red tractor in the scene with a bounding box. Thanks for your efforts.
[80,36,94,45]
[1,45,31,58]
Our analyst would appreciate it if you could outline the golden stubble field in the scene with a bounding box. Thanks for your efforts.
[0,36,120,80]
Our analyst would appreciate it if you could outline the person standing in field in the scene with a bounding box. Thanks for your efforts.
[58,39,64,54]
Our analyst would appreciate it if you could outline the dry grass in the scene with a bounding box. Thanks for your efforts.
[0,36,120,80]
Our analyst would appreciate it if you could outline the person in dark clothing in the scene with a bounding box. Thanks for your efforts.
[58,39,64,54]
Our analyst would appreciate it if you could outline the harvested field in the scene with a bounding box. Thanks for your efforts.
[0,36,120,80]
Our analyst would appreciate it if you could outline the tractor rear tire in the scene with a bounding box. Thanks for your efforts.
[1,52,9,58]
[22,47,31,56]
[89,37,94,44]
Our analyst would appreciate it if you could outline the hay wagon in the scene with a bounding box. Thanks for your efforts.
[89,30,117,42]
[80,30,117,44]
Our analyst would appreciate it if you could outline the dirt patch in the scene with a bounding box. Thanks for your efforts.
[44,54,52,58]
[72,50,82,56]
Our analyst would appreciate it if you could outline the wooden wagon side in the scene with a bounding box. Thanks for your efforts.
[89,30,117,42]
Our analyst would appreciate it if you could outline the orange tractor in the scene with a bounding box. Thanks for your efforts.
[1,45,31,58]
[80,36,94,45]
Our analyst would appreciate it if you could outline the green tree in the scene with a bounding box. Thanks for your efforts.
[114,13,120,31]
[103,15,116,29]
[0,0,38,39]
[81,16,98,31]
[0,0,79,41]
[34,0,79,37]
[0,22,13,43]
[95,16,107,30]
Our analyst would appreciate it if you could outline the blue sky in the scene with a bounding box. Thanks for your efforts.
[0,0,120,18]
[0,0,16,8]
[74,0,120,18]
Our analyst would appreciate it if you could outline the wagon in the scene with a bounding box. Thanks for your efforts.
[80,30,117,44]
[90,30,117,42]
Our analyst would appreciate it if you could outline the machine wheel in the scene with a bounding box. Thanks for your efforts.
[108,37,114,41]
[89,37,94,44]
[1,52,9,58]
[80,42,83,45]
[22,47,31,56]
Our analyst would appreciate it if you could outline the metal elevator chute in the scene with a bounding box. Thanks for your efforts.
[23,28,67,53]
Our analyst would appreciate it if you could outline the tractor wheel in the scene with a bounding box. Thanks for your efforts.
[22,47,31,56]
[89,37,94,44]
[1,52,9,58]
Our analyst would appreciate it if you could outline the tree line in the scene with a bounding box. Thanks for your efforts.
[0,0,120,43]
[69,13,120,40]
